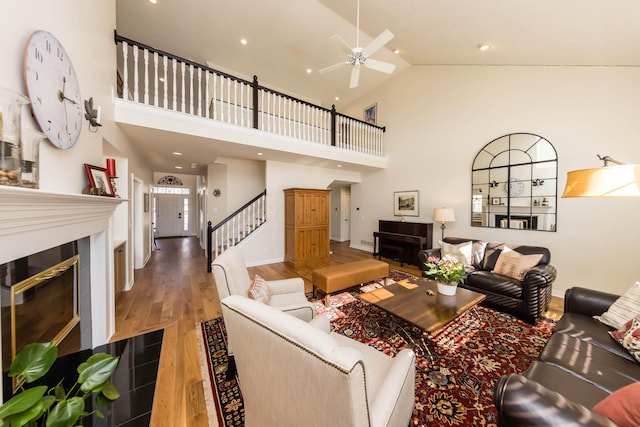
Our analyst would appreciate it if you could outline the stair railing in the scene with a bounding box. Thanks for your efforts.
[206,190,267,272]
[115,32,386,156]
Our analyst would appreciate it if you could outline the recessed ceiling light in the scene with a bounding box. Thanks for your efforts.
[337,164,342,168]
[393,49,400,55]
[334,96,340,101]
[240,38,248,45]
[257,152,263,156]
[148,0,157,3]
[159,77,165,82]
[478,44,491,51]
[175,166,183,169]
[306,68,312,74]
[172,152,182,155]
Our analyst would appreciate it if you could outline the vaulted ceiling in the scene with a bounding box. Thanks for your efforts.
[115,0,640,174]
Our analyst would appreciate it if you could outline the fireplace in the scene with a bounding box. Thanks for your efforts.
[495,214,538,230]
[0,186,122,401]
[0,241,93,375]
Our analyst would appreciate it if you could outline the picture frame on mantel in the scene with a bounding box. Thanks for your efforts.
[83,163,114,197]
[394,190,419,217]
[364,103,377,125]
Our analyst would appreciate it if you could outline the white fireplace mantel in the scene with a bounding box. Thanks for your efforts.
[0,186,124,265]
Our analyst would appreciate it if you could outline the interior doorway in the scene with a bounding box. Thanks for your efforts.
[329,184,351,242]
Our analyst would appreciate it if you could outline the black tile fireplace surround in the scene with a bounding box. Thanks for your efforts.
[2,329,163,427]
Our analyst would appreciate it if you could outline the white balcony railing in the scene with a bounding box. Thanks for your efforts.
[115,32,385,156]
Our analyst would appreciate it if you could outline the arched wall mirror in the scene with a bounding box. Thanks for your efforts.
[471,133,558,232]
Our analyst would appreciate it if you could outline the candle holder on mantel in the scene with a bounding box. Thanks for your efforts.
[105,158,120,197]
[109,175,119,197]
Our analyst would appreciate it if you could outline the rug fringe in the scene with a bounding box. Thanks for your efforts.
[197,321,220,427]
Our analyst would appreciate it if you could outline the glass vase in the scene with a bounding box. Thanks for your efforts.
[0,88,30,187]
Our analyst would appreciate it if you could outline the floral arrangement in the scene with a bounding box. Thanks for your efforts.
[424,256,467,285]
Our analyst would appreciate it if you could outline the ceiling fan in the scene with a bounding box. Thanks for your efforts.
[319,0,396,89]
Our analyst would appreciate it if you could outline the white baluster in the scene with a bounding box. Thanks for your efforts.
[260,90,265,130]
[189,64,194,114]
[234,80,238,125]
[220,76,225,122]
[213,73,217,120]
[226,78,231,123]
[240,82,244,127]
[122,41,129,100]
[153,52,159,107]
[143,49,149,104]
[172,59,177,111]
[180,62,186,112]
[205,70,210,118]
[163,56,168,109]
[278,95,282,135]
[133,45,139,102]
[197,67,202,117]
[246,82,251,127]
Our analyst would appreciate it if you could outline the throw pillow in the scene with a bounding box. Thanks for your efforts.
[247,274,271,305]
[439,240,473,266]
[492,247,543,281]
[594,281,640,329]
[609,316,640,363]
[471,241,488,269]
[592,382,640,427]
[483,243,505,271]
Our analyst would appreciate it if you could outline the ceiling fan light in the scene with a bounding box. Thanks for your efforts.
[478,44,491,51]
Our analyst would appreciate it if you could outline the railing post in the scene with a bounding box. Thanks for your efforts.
[252,75,259,129]
[207,220,213,272]
[331,104,337,147]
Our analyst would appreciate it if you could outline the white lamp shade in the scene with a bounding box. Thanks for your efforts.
[433,208,455,222]
[562,164,640,197]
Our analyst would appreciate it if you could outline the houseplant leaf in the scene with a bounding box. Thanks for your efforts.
[77,353,111,374]
[0,386,47,419]
[77,356,119,393]
[8,342,57,383]
[99,379,120,401]
[45,397,84,427]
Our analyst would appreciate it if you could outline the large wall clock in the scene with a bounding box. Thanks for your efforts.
[23,30,83,149]
[505,177,526,197]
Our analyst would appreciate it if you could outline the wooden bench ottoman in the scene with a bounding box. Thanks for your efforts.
[312,259,389,297]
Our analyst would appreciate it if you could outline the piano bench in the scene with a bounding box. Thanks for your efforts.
[312,260,389,297]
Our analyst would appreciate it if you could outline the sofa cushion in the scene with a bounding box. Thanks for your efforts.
[609,316,640,363]
[470,241,488,269]
[439,240,473,265]
[555,312,635,361]
[248,274,271,304]
[492,247,543,281]
[595,281,640,329]
[539,333,640,393]
[592,382,640,427]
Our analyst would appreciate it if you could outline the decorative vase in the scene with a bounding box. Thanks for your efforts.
[437,281,458,296]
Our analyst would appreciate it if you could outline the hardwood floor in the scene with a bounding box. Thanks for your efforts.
[112,237,563,426]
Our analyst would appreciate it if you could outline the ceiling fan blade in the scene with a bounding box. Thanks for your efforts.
[362,29,394,56]
[365,58,396,74]
[349,65,360,88]
[319,61,348,74]
[329,34,354,55]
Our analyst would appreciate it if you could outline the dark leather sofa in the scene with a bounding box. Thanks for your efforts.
[494,287,640,426]
[418,237,557,324]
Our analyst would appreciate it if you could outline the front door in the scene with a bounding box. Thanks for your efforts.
[156,195,184,237]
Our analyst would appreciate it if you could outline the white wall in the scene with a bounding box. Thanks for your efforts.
[241,160,361,265]
[344,65,640,297]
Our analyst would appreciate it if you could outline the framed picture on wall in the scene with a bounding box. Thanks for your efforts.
[144,193,150,212]
[491,197,501,205]
[364,103,377,125]
[394,190,419,217]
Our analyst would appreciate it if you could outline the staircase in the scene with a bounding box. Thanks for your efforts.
[206,190,267,271]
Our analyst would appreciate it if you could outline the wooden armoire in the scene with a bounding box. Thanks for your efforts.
[284,188,331,267]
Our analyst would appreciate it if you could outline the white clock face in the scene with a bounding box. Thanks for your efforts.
[506,177,526,197]
[24,30,82,149]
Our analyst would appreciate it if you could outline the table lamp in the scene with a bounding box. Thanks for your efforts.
[433,207,455,240]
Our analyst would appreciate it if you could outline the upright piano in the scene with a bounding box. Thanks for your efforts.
[373,220,433,267]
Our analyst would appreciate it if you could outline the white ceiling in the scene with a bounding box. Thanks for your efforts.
[115,0,640,175]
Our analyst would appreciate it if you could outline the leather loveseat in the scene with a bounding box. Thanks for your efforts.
[418,237,557,324]
[494,287,640,426]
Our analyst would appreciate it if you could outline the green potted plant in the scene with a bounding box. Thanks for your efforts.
[424,256,467,295]
[0,342,120,427]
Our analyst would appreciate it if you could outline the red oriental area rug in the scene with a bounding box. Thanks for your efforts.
[198,272,556,426]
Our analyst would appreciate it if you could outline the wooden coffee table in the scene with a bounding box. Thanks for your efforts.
[359,276,486,360]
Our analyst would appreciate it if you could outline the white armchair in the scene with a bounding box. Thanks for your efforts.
[221,295,416,427]
[211,246,315,321]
